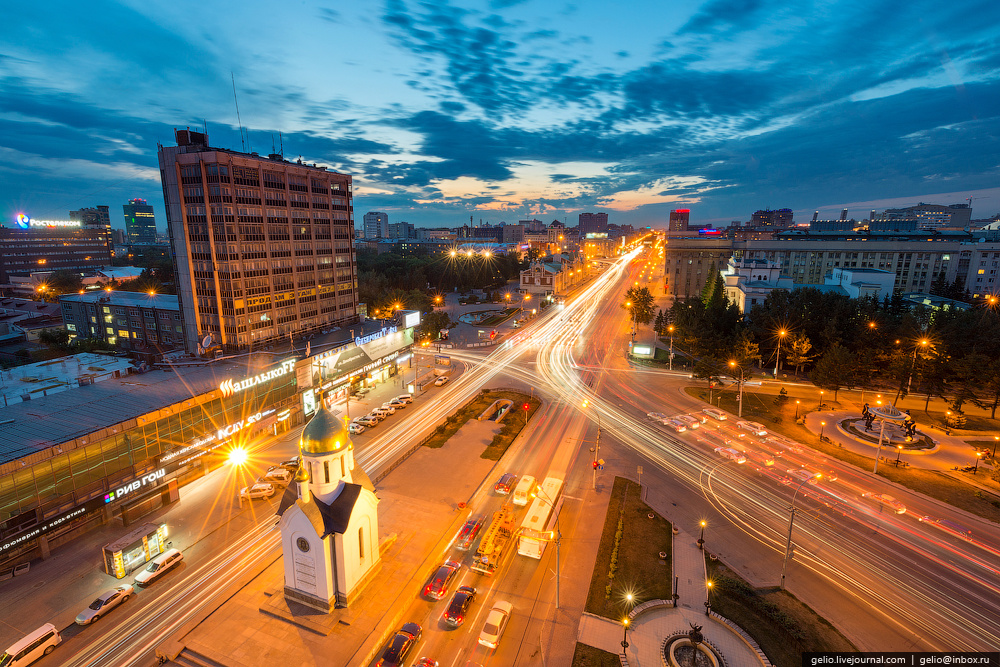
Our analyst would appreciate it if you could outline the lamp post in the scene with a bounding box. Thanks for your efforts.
[728,361,745,418]
[774,329,787,379]
[705,580,713,616]
[780,473,820,589]
[533,485,563,608]
[668,324,675,371]
[697,520,706,550]
[896,338,930,403]
[819,421,826,441]
[819,390,824,408]
[795,400,800,420]
[973,451,983,474]
[583,400,602,491]
[621,617,630,651]
[895,445,903,466]
[993,436,998,459]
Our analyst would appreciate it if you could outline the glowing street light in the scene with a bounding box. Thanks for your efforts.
[780,473,821,589]
[228,446,248,466]
[774,329,787,379]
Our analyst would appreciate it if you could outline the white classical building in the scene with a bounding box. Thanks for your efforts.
[722,257,795,312]
[278,406,380,611]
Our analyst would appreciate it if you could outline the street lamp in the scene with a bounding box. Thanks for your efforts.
[897,338,930,402]
[668,325,675,371]
[532,484,563,608]
[896,445,903,466]
[621,617,630,651]
[582,400,602,491]
[794,400,800,420]
[819,421,826,441]
[973,451,983,474]
[705,580,713,616]
[774,329,787,379]
[819,390,824,408]
[698,520,706,550]
[780,473,821,589]
[728,361,745,418]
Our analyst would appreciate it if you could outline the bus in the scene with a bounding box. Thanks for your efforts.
[517,477,564,559]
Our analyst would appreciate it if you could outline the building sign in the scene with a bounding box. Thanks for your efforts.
[403,311,421,329]
[0,498,105,553]
[219,359,296,398]
[355,326,397,346]
[104,469,166,504]
[159,409,277,468]
[234,284,337,310]
[15,214,80,229]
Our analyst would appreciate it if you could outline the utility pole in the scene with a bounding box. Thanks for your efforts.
[593,415,601,490]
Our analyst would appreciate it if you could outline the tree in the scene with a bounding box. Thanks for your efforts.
[701,265,720,305]
[693,356,725,385]
[654,309,666,335]
[416,311,451,341]
[39,328,72,350]
[623,286,655,328]
[811,343,856,401]
[785,333,815,374]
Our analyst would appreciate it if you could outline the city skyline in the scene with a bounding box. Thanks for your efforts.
[2,0,999,230]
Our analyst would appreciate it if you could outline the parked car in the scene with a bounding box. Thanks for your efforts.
[354,416,377,427]
[364,412,384,424]
[478,600,513,649]
[423,561,461,600]
[455,518,484,551]
[261,467,291,484]
[371,407,392,419]
[134,548,183,586]
[278,456,299,471]
[379,403,397,415]
[240,483,275,500]
[75,584,134,625]
[388,398,407,409]
[348,423,366,435]
[434,375,449,386]
[395,394,413,404]
[375,622,422,667]
[675,414,700,429]
[494,473,517,495]
[443,586,477,627]
[0,624,60,667]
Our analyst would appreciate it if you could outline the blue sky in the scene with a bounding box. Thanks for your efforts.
[2,0,999,230]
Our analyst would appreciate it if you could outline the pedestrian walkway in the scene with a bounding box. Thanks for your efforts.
[576,527,769,667]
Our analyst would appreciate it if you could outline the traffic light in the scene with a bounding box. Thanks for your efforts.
[593,461,599,469]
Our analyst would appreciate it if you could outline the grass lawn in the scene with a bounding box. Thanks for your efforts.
[584,477,673,620]
[686,386,1000,521]
[572,644,620,666]
[422,389,541,461]
[706,560,856,667]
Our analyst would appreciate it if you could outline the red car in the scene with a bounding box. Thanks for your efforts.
[423,561,461,600]
[455,518,484,551]
[443,586,477,627]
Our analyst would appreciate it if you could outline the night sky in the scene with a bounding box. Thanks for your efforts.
[3,0,999,230]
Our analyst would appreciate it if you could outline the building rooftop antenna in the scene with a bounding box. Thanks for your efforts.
[231,72,247,152]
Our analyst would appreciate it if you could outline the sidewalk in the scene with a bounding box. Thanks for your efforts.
[575,526,768,667]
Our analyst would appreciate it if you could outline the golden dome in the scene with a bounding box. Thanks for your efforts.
[299,405,352,455]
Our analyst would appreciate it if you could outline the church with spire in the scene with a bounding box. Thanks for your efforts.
[277,404,381,611]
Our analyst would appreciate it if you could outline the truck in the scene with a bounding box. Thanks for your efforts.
[471,506,516,575]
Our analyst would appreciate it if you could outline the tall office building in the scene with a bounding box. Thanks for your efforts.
[123,198,158,243]
[578,212,608,235]
[668,209,690,231]
[69,205,111,230]
[387,221,414,239]
[363,211,389,238]
[0,216,112,284]
[158,129,359,354]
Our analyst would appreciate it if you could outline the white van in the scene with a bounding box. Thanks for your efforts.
[0,623,61,667]
[737,420,768,436]
[134,548,183,586]
[702,407,727,421]
[512,475,536,507]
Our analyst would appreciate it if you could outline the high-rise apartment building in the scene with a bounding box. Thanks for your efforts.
[750,208,794,229]
[363,211,389,238]
[123,198,158,243]
[69,205,111,230]
[578,212,608,235]
[387,221,414,239]
[668,209,690,231]
[158,129,358,354]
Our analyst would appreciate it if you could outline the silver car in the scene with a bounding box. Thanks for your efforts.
[76,585,134,625]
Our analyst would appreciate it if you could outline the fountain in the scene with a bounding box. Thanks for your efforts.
[664,623,724,667]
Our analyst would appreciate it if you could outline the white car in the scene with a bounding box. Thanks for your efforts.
[134,548,183,586]
[354,416,377,427]
[75,585,134,625]
[379,403,397,414]
[395,394,413,404]
[371,408,391,419]
[348,422,366,434]
[388,398,407,409]
[702,407,728,421]
[863,492,906,514]
[664,418,687,433]
[240,483,275,500]
[478,600,513,649]
[434,375,449,386]
[675,414,700,429]
[261,467,291,484]
[736,420,768,436]
[714,447,747,464]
